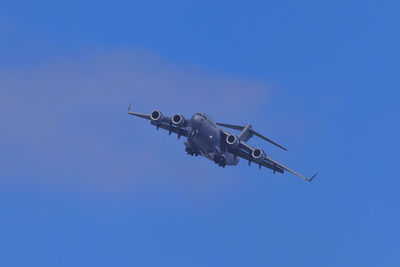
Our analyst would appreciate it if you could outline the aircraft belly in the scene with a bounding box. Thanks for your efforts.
[223,152,239,165]
[190,127,221,161]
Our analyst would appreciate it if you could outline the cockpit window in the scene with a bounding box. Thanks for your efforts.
[196,112,205,118]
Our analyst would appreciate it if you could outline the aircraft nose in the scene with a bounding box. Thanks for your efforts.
[189,115,203,130]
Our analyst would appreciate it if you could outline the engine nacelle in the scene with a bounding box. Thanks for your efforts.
[251,148,265,162]
[172,114,185,127]
[226,134,240,149]
[150,110,164,123]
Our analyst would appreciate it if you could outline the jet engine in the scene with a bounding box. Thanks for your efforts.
[226,134,240,149]
[150,110,164,123]
[172,114,185,127]
[251,148,266,162]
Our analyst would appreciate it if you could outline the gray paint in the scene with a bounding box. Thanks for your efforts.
[127,106,317,182]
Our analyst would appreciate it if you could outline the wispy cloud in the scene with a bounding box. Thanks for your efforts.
[0,48,273,194]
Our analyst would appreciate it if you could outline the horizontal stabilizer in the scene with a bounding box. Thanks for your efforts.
[216,122,287,151]
[250,128,287,151]
[216,123,244,131]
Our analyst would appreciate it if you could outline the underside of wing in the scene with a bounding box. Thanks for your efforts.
[263,154,317,181]
[227,146,284,174]
[127,111,151,120]
[126,104,189,138]
[151,120,189,138]
[222,130,316,181]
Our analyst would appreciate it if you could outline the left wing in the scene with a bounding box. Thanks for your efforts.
[126,104,189,138]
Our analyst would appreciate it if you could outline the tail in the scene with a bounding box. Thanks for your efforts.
[216,122,287,151]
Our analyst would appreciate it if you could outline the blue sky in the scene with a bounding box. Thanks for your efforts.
[0,1,399,266]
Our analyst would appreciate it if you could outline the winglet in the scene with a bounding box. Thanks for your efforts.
[307,172,318,182]
[127,103,132,113]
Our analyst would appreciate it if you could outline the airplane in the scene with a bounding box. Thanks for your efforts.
[126,104,317,182]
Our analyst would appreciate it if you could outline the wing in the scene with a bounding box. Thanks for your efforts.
[229,146,285,174]
[126,104,189,138]
[151,120,189,137]
[222,130,317,182]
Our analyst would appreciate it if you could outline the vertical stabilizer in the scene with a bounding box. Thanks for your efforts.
[238,123,253,142]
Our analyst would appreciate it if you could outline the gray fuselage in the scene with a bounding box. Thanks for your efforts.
[186,112,239,166]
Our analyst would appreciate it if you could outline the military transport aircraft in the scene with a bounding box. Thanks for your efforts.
[127,105,317,182]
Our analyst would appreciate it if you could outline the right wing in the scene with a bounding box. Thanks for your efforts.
[222,130,317,182]
[229,146,285,174]
[262,152,318,182]
[126,104,189,138]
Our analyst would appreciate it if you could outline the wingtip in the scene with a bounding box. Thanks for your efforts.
[126,103,132,113]
[308,172,318,182]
